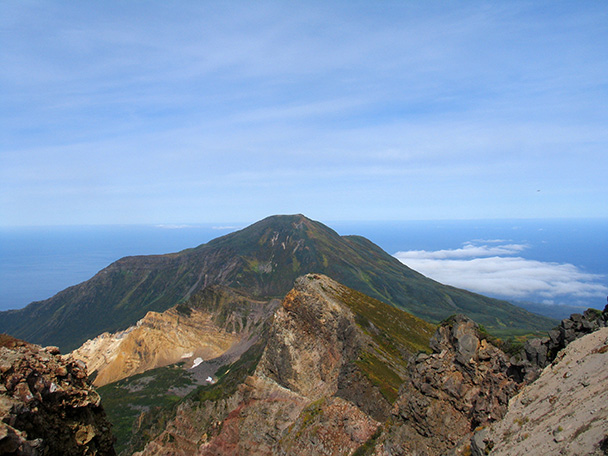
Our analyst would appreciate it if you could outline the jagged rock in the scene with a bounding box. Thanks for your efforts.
[255,276,365,399]
[471,327,608,456]
[0,334,115,455]
[520,306,608,373]
[375,315,519,456]
[523,337,549,367]
[506,306,608,385]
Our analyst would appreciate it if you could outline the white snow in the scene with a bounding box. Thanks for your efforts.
[190,357,204,369]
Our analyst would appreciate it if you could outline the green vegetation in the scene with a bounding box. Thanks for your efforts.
[513,416,530,427]
[97,363,194,454]
[355,353,403,403]
[299,398,326,424]
[292,398,327,439]
[338,286,435,356]
[333,283,435,404]
[175,303,192,317]
[353,426,384,456]
[122,334,268,455]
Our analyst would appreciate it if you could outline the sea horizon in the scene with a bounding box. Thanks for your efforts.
[1,217,607,319]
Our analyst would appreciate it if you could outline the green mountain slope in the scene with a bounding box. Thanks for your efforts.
[0,214,556,351]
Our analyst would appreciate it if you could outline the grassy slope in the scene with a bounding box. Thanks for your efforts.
[116,279,433,453]
[333,282,435,403]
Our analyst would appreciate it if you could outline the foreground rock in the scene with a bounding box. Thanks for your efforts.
[506,305,608,385]
[472,327,608,456]
[0,334,115,455]
[374,314,519,455]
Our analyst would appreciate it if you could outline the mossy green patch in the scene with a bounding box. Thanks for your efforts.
[353,425,383,456]
[355,352,403,403]
[336,286,435,356]
[293,397,327,439]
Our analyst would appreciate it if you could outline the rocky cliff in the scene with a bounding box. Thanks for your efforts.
[506,305,608,386]
[0,334,115,455]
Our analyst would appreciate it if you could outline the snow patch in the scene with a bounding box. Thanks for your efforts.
[190,357,203,369]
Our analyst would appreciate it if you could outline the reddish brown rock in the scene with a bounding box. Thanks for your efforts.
[0,334,115,455]
[374,315,519,455]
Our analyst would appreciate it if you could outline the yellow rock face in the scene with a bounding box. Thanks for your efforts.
[70,307,239,386]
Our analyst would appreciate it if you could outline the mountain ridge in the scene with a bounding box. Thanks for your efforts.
[0,214,556,351]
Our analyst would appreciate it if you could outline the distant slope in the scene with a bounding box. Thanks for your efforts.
[0,214,556,351]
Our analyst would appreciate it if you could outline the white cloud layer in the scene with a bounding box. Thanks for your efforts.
[394,242,608,305]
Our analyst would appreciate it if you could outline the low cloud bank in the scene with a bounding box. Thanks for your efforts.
[394,241,607,306]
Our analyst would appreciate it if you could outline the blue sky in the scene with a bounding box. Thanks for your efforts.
[1,1,607,226]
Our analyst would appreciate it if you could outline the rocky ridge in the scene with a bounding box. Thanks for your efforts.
[496,304,608,389]
[0,215,556,353]
[520,306,607,370]
[0,334,115,455]
[129,274,435,456]
[129,277,541,456]
[372,314,519,455]
[78,277,608,456]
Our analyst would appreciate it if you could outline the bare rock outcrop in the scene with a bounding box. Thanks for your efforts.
[375,315,519,455]
[255,276,366,399]
[0,334,115,455]
[472,327,608,456]
[71,308,239,387]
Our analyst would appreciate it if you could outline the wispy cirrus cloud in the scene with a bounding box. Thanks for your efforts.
[1,2,607,225]
[394,241,608,305]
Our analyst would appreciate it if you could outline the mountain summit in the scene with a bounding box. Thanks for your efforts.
[0,214,554,351]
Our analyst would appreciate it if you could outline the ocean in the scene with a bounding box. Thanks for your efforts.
[1,219,607,317]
